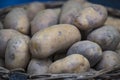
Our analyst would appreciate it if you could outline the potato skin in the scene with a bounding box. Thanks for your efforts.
[48,54,90,73]
[87,26,120,50]
[60,0,83,24]
[95,51,120,70]
[0,29,23,58]
[74,4,107,30]
[31,9,60,35]
[26,2,45,21]
[30,24,81,59]
[4,8,29,34]
[27,59,52,75]
[5,36,30,69]
[67,40,102,67]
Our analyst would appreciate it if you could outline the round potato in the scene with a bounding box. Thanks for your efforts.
[87,26,120,50]
[60,0,83,24]
[67,40,102,67]
[105,16,120,33]
[4,8,29,34]
[0,58,4,67]
[27,59,52,75]
[73,4,107,30]
[30,24,81,59]
[0,29,23,58]
[26,2,45,21]
[48,54,90,73]
[95,51,120,70]
[5,36,30,69]
[31,9,60,35]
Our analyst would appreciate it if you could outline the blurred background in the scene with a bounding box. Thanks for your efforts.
[0,0,120,9]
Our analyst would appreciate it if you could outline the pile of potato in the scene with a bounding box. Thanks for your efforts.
[0,0,120,76]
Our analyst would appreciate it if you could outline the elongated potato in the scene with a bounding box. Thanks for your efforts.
[0,29,23,58]
[31,9,60,35]
[4,8,29,34]
[95,51,120,70]
[27,59,52,75]
[87,26,120,50]
[26,2,45,21]
[48,54,90,73]
[74,4,107,30]
[67,40,102,67]
[5,36,30,69]
[30,24,81,58]
[60,0,83,24]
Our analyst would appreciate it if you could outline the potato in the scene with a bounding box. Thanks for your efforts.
[31,9,60,35]
[95,51,120,70]
[0,21,3,29]
[30,24,81,59]
[27,59,52,75]
[4,8,29,34]
[26,2,45,21]
[48,54,90,73]
[60,0,83,24]
[67,40,102,67]
[87,26,120,50]
[5,36,30,69]
[0,29,23,58]
[73,4,107,30]
[105,16,120,32]
[0,58,4,67]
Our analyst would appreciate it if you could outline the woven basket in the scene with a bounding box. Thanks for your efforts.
[0,1,120,80]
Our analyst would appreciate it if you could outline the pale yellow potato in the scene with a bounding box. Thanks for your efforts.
[48,54,90,73]
[26,2,45,21]
[5,36,30,70]
[4,8,29,34]
[27,59,52,75]
[74,4,107,30]
[31,9,60,35]
[105,16,120,32]
[30,24,81,58]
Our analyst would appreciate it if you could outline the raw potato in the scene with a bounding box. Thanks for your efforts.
[31,9,60,35]
[105,16,120,32]
[74,4,107,30]
[26,2,45,21]
[5,36,30,69]
[67,40,102,67]
[48,54,90,73]
[0,21,3,29]
[60,0,83,24]
[0,58,4,67]
[4,8,29,34]
[87,26,120,50]
[0,29,23,58]
[95,51,120,70]
[30,24,81,59]
[27,59,52,75]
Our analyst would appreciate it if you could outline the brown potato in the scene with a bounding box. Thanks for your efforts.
[30,24,81,59]
[5,36,30,69]
[27,59,52,75]
[87,26,120,50]
[95,51,120,70]
[0,29,23,58]
[73,4,107,30]
[4,8,29,34]
[67,40,102,67]
[48,54,90,73]
[26,2,45,21]
[60,0,83,24]
[105,16,120,32]
[31,9,60,35]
